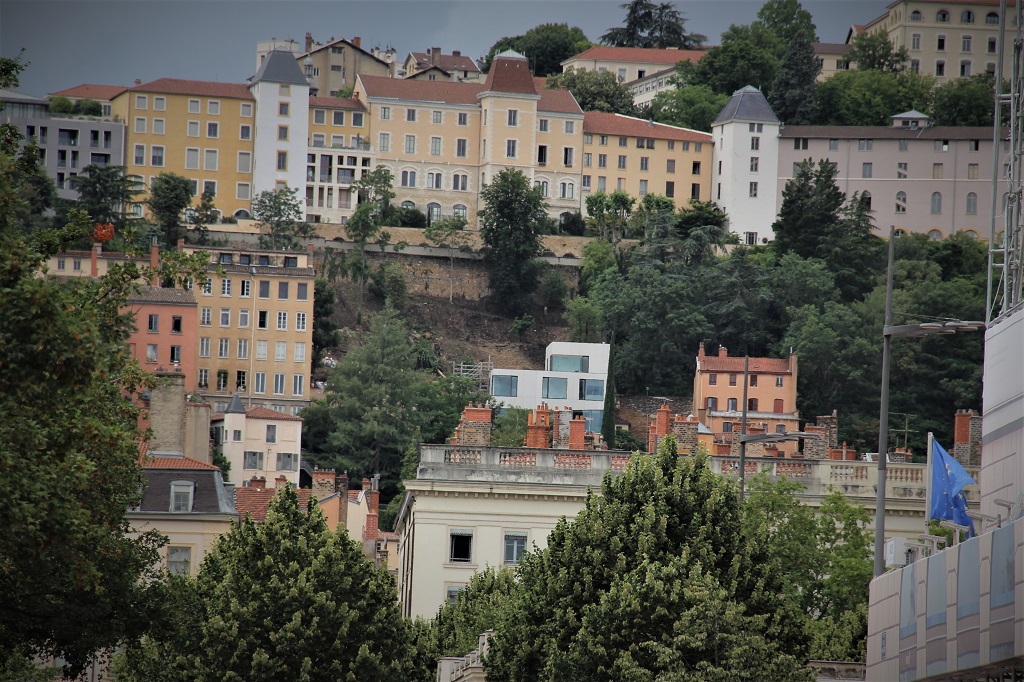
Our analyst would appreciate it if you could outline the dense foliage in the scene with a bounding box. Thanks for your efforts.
[601,0,706,49]
[547,67,638,115]
[479,23,591,76]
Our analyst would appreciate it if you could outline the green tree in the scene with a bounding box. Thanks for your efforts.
[73,98,103,116]
[585,189,635,242]
[847,30,910,73]
[491,406,531,447]
[814,70,935,126]
[424,215,471,302]
[564,296,604,342]
[485,438,810,680]
[579,238,618,292]
[691,23,782,95]
[48,95,74,114]
[74,164,138,228]
[546,67,637,114]
[650,83,729,131]
[116,486,416,681]
[931,73,996,126]
[425,567,520,658]
[768,35,820,124]
[480,24,591,76]
[756,0,818,45]
[252,185,312,250]
[189,185,218,245]
[347,166,398,317]
[675,199,729,265]
[479,168,546,317]
[147,172,194,247]
[601,0,706,48]
[601,339,617,447]
[311,278,340,369]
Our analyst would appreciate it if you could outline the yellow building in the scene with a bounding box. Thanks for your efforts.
[305,95,375,225]
[111,78,257,221]
[183,244,315,415]
[863,0,1010,80]
[581,112,713,209]
[297,35,394,98]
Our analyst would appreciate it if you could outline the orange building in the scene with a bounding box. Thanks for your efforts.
[127,286,199,391]
[692,343,801,455]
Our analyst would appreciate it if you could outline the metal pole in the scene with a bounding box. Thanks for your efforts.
[988,0,1008,324]
[874,226,897,577]
[925,431,935,531]
[739,355,749,501]
[248,266,256,407]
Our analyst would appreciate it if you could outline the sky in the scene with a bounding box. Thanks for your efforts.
[2,0,890,98]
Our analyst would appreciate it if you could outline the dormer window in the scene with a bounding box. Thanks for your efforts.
[170,481,195,512]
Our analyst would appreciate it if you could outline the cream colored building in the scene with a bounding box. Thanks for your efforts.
[561,45,706,83]
[296,35,394,98]
[626,66,680,107]
[212,394,302,486]
[814,42,854,80]
[862,0,1010,80]
[183,244,314,414]
[581,112,713,209]
[402,47,482,82]
[305,95,375,225]
[111,78,257,220]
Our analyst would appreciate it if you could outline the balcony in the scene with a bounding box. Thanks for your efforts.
[308,140,372,152]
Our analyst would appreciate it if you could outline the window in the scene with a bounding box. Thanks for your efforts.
[934,139,950,152]
[962,10,974,23]
[403,134,416,154]
[204,149,218,171]
[897,162,908,178]
[932,162,944,179]
[749,181,758,198]
[278,102,289,117]
[665,181,674,197]
[861,191,872,210]
[911,10,921,21]
[540,376,568,400]
[912,34,921,50]
[133,144,145,166]
[450,530,473,563]
[294,312,307,332]
[966,192,978,214]
[579,378,604,401]
[858,139,873,151]
[751,136,760,150]
[862,163,873,179]
[896,191,907,213]
[745,231,757,245]
[706,397,718,410]
[506,140,517,158]
[240,124,251,140]
[276,311,288,330]
[151,146,164,167]
[134,117,147,134]
[276,151,287,171]
[182,147,200,170]
[277,452,298,472]
[453,174,468,191]
[565,121,575,135]
[290,373,304,396]
[899,139,909,152]
[492,375,518,397]
[171,482,193,512]
[793,138,808,150]
[208,100,220,115]
[406,108,417,122]
[936,60,946,77]
[961,60,972,77]
[563,147,574,167]
[244,450,264,470]
[152,118,166,135]
[218,338,229,358]
[401,170,416,187]
[989,37,998,54]
[239,308,250,328]
[987,11,999,24]
[504,532,528,565]
[726,398,738,412]
[167,546,191,575]
[560,182,574,199]
[729,374,738,387]
[534,180,548,197]
[638,179,648,196]
[598,154,607,168]
[147,313,159,332]
[145,344,158,363]
[962,35,973,52]
[748,398,759,411]
[292,342,307,364]
[931,191,942,214]
[938,10,949,22]
[749,157,759,172]
[237,339,249,360]
[506,109,518,127]
[427,203,441,222]
[378,106,391,121]
[617,155,627,169]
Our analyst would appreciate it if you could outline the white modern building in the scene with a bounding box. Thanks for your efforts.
[249,50,310,198]
[710,85,781,245]
[489,342,610,432]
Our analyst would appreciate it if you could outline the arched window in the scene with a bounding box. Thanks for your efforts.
[534,179,549,197]
[427,202,441,222]
[559,211,572,226]
[559,181,574,199]
[911,10,922,21]
[966,192,978,214]
[896,191,907,213]
[961,10,974,23]
[928,229,943,240]
[931,191,942,214]
[962,229,978,240]
[401,200,415,210]
[453,204,467,219]
[937,10,950,22]
[987,12,999,24]
[233,209,252,220]
[860,191,872,210]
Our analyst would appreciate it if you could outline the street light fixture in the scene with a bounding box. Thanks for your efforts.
[872,226,984,577]
[737,431,819,500]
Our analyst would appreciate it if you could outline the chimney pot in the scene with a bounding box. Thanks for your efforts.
[352,36,362,48]
[718,346,727,358]
[134,79,142,87]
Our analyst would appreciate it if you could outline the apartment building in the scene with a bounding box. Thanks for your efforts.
[626,66,680,107]
[813,43,854,80]
[777,111,1008,239]
[581,112,713,210]
[402,47,482,81]
[127,286,199,390]
[296,35,394,97]
[183,244,315,415]
[691,343,801,455]
[111,78,256,220]
[305,95,375,225]
[2,88,126,200]
[212,394,303,486]
[710,85,782,245]
[863,0,1011,80]
[560,45,706,83]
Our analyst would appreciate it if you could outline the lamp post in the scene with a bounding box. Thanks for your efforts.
[872,226,985,577]
[248,264,256,407]
[737,431,818,500]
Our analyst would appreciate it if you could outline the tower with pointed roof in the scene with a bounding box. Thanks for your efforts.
[711,85,781,245]
[249,50,310,199]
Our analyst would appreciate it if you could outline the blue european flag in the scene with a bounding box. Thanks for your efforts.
[930,440,976,537]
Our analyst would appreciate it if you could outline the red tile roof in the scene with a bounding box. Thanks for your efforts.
[127,78,254,100]
[538,86,583,115]
[583,112,712,142]
[49,84,127,100]
[699,356,793,374]
[235,487,315,522]
[565,46,706,67]
[143,455,221,470]
[211,406,303,421]
[309,96,366,110]
[359,75,484,105]
[483,54,537,95]
[348,489,360,501]
[411,51,480,74]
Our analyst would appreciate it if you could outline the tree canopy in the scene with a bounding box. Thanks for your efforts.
[601,0,706,48]
[74,164,138,229]
[547,67,638,114]
[147,172,194,246]
[650,83,729,131]
[768,34,820,124]
[252,184,314,250]
[847,31,910,73]
[479,23,591,75]
[690,23,782,95]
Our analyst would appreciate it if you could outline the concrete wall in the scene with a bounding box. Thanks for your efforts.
[980,306,1024,521]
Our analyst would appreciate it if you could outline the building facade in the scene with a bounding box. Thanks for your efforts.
[249,50,311,198]
[127,286,199,391]
[813,42,854,80]
[304,95,374,225]
[212,394,303,487]
[402,47,482,81]
[296,35,394,98]
[560,46,706,84]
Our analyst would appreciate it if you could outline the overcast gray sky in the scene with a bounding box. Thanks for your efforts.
[3,0,889,97]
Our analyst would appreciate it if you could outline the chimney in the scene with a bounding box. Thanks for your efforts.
[91,242,101,276]
[149,237,159,285]
[525,406,551,448]
[452,50,461,57]
[352,36,362,48]
[568,416,586,451]
[953,409,972,448]
[177,238,185,248]
[656,404,671,437]
[338,470,349,530]
[147,371,187,455]
[312,467,337,500]
[431,47,442,67]
[250,475,266,488]
[718,345,728,358]
[305,32,314,52]
[275,475,289,489]
[698,341,705,359]
[134,79,142,87]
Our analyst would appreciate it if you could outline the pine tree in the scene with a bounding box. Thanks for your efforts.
[768,36,820,124]
[601,338,617,447]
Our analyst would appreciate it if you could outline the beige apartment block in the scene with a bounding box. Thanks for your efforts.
[111,79,257,220]
[813,42,854,80]
[777,111,1008,239]
[561,45,706,84]
[305,95,375,225]
[402,47,482,81]
[297,35,394,98]
[863,0,1010,80]
[581,112,713,209]
[627,66,680,107]
[183,245,314,415]
[212,394,303,487]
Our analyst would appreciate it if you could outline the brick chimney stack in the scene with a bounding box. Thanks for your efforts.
[312,467,337,500]
[525,405,551,448]
[952,409,982,466]
[718,345,728,358]
[352,36,362,48]
[431,47,442,67]
[275,475,288,489]
[362,476,380,560]
[91,242,101,276]
[568,416,586,450]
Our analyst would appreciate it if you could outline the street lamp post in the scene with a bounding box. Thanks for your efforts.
[872,226,985,577]
[738,431,818,499]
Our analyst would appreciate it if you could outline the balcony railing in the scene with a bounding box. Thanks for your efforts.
[309,140,373,152]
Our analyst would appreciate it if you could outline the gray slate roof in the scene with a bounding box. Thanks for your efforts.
[225,393,246,414]
[139,470,236,514]
[251,50,309,86]
[712,85,779,126]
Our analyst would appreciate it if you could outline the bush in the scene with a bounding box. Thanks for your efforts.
[614,428,647,452]
[73,98,102,116]
[540,269,568,309]
[369,261,408,308]
[561,211,587,236]
[48,96,74,114]
[395,207,427,228]
[509,314,535,340]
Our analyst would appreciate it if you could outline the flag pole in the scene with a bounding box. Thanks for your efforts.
[925,431,934,532]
